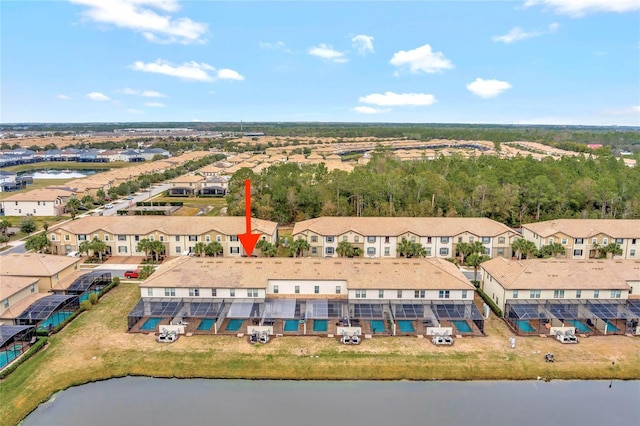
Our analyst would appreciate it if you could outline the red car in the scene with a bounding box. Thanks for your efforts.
[124,270,140,279]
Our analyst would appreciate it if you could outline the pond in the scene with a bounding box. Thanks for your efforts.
[22,378,639,426]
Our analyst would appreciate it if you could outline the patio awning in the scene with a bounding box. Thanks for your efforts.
[16,295,77,321]
[228,299,261,318]
[67,271,111,293]
[262,299,296,320]
[127,298,183,318]
[586,300,633,320]
[183,299,225,318]
[433,302,484,321]
[350,302,385,319]
[627,299,640,318]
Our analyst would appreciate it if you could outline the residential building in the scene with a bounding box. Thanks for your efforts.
[480,257,640,335]
[129,257,482,336]
[0,188,76,216]
[522,219,640,260]
[167,175,206,196]
[0,254,82,293]
[47,216,278,257]
[0,276,44,325]
[292,217,518,259]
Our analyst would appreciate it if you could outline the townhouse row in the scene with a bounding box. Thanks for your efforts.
[45,216,640,261]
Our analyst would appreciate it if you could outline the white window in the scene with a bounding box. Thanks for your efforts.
[118,235,126,241]
[438,290,450,299]
[147,288,153,296]
[175,236,180,242]
[378,290,384,298]
[576,290,581,298]
[229,235,238,242]
[355,289,367,298]
[189,288,200,297]
[367,236,376,243]
[217,235,222,242]
[467,237,473,243]
[176,246,182,254]
[3,299,8,308]
[592,238,597,244]
[611,290,621,298]
[325,247,335,255]
[78,235,86,241]
[51,234,56,241]
[631,249,636,257]
[615,238,623,244]
[410,236,416,242]
[553,290,564,299]
[314,286,320,294]
[230,247,240,254]
[415,290,425,299]
[295,285,300,294]
[498,237,505,244]
[64,235,70,241]
[439,248,449,256]
[211,289,217,297]
[548,238,554,244]
[159,236,164,242]
[273,285,279,294]
[164,288,176,297]
[384,247,390,256]
[573,249,583,257]
[594,290,599,298]
[335,286,341,294]
[189,235,198,242]
[342,236,348,242]
[603,238,608,245]
[149,236,154,242]
[230,289,235,297]
[482,237,490,244]
[118,246,127,253]
[326,236,335,243]
[426,247,432,256]
[248,289,258,297]
[561,238,567,245]
[367,247,376,256]
[354,236,359,243]
[397,290,402,298]
[104,235,109,241]
[311,235,318,243]
[462,290,468,299]
[205,235,211,242]
[530,290,541,299]
[311,247,317,254]
[513,290,518,299]
[440,237,449,244]
[575,238,583,244]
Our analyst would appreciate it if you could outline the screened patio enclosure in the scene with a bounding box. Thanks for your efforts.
[505,299,633,336]
[61,271,112,299]
[432,301,485,335]
[0,325,35,369]
[625,300,640,335]
[15,295,79,330]
[127,298,182,331]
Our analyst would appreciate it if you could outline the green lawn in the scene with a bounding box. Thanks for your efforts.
[2,161,132,173]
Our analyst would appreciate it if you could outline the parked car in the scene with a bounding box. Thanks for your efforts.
[104,203,113,209]
[124,270,140,279]
[66,251,81,257]
[125,195,134,200]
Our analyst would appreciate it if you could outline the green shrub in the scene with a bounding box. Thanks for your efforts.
[112,277,120,287]
[80,300,92,311]
[88,293,99,305]
[477,288,502,317]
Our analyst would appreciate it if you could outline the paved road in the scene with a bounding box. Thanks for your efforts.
[97,184,169,217]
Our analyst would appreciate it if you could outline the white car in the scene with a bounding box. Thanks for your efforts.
[67,251,81,257]
[104,203,114,209]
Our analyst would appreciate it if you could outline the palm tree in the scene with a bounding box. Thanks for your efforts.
[65,197,81,218]
[469,241,486,255]
[412,243,427,258]
[467,252,490,282]
[79,240,92,258]
[205,241,223,257]
[601,243,622,259]
[290,238,310,257]
[512,238,537,260]
[137,238,152,260]
[139,265,155,279]
[0,235,9,247]
[90,237,108,262]
[336,240,354,257]
[261,242,277,257]
[149,240,166,262]
[397,239,413,257]
[538,243,566,258]
[193,242,206,257]
[456,242,472,265]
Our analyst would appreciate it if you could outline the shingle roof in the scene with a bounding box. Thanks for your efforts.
[0,276,40,299]
[293,217,516,237]
[522,219,640,238]
[481,257,639,290]
[139,257,474,291]
[1,187,75,202]
[51,216,278,236]
[0,254,80,277]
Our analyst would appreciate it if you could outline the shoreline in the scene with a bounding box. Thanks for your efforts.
[2,284,639,426]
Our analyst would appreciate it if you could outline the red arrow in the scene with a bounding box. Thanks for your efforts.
[238,179,260,257]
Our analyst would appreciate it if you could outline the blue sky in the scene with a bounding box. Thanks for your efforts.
[1,0,639,125]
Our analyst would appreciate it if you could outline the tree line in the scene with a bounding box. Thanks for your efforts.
[226,150,640,227]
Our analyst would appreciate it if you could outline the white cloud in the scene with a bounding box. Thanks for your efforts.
[57,94,72,100]
[120,88,167,97]
[259,41,294,53]
[144,102,166,107]
[127,108,144,114]
[390,44,453,74]
[352,106,390,114]
[524,0,640,17]
[606,105,640,115]
[131,59,244,82]
[86,92,110,101]
[216,68,245,81]
[351,35,374,55]
[492,23,559,44]
[70,0,208,44]
[308,43,348,63]
[466,78,512,98]
[359,92,437,106]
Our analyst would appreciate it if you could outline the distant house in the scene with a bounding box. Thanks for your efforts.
[1,253,82,294]
[0,170,17,192]
[1,187,76,216]
[201,176,228,196]
[167,174,206,196]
